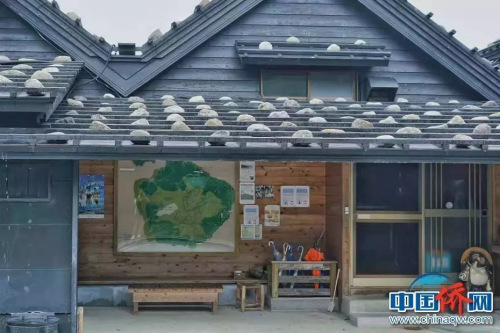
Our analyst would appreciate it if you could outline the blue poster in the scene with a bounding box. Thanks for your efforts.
[79,175,105,218]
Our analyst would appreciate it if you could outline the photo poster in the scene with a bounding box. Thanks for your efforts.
[240,182,256,204]
[264,205,280,227]
[240,161,256,182]
[78,174,105,218]
[243,205,260,225]
[241,224,262,240]
[281,186,296,207]
[256,185,274,199]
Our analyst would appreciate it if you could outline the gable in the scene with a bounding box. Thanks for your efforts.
[136,0,483,102]
[2,0,499,100]
[0,2,60,60]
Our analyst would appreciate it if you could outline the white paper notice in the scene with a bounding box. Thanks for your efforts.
[295,186,310,207]
[243,205,259,225]
[281,186,295,207]
[240,161,256,182]
[239,183,256,204]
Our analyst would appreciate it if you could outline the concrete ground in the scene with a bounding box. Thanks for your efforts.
[83,307,433,333]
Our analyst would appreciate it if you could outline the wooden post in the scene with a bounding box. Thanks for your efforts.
[271,262,279,298]
[260,285,265,311]
[213,296,218,315]
[77,307,84,333]
[133,302,138,314]
[330,262,337,297]
[241,285,246,312]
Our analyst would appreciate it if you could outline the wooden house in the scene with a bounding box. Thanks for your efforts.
[1,0,500,331]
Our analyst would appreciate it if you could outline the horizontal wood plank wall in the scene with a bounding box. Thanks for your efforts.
[0,3,60,60]
[136,0,482,101]
[78,161,334,282]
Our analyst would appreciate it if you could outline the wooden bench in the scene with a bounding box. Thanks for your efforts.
[129,287,223,314]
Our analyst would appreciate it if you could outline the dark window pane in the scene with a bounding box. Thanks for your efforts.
[356,163,419,211]
[356,222,419,275]
[262,73,307,98]
[310,73,355,100]
[0,163,50,200]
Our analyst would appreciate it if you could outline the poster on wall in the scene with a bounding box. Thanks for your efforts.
[243,205,259,225]
[116,161,237,254]
[239,183,255,204]
[256,185,274,199]
[264,205,280,227]
[78,175,105,218]
[240,161,255,182]
[240,224,262,240]
[281,186,296,207]
[295,186,310,208]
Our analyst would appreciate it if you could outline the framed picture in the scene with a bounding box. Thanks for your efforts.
[115,161,237,254]
[78,175,105,218]
[239,183,255,204]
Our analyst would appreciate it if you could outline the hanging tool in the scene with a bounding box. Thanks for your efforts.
[328,269,341,313]
[290,245,304,289]
[268,241,283,261]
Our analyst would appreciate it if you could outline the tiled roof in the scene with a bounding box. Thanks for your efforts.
[1,95,500,161]
[0,60,84,120]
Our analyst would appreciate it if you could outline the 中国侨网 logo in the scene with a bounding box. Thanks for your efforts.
[389,282,493,315]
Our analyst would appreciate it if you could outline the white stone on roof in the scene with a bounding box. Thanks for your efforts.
[42,67,59,73]
[352,119,373,128]
[309,117,327,123]
[473,124,492,135]
[259,41,273,50]
[384,105,401,112]
[258,102,276,110]
[448,115,465,124]
[0,70,26,76]
[12,64,32,70]
[128,96,145,103]
[287,36,300,43]
[164,105,185,113]
[0,75,13,85]
[196,104,212,110]
[268,111,290,118]
[198,109,218,117]
[91,114,107,120]
[449,100,460,104]
[237,114,256,122]
[396,127,422,134]
[131,118,149,126]
[248,124,271,132]
[224,102,238,107]
[349,104,362,108]
[205,118,223,127]
[130,108,149,117]
[98,107,113,112]
[327,44,341,52]
[335,97,347,102]
[322,106,338,112]
[471,116,489,121]
[428,124,448,129]
[322,129,345,134]
[402,114,420,120]
[129,102,147,109]
[90,121,110,130]
[283,100,300,108]
[396,98,409,103]
[0,55,10,63]
[171,121,191,131]
[166,114,185,122]
[162,98,177,106]
[74,96,87,102]
[161,95,174,100]
[147,29,163,44]
[362,111,376,116]
[310,99,324,105]
[379,116,397,124]
[280,121,297,127]
[293,130,313,138]
[354,39,367,45]
[54,56,72,62]
[189,95,205,103]
[24,78,44,95]
[67,99,84,108]
[296,108,316,115]
[462,105,482,110]
[426,101,440,106]
[31,70,53,80]
[424,111,441,116]
[103,93,115,99]
[219,96,232,101]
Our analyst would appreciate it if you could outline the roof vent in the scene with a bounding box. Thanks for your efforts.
[117,43,136,56]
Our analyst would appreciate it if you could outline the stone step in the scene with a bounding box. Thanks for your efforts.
[267,296,339,312]
[341,295,389,316]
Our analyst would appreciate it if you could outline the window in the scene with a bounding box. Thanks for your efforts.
[0,162,50,201]
[356,163,420,212]
[261,71,357,100]
[356,222,420,275]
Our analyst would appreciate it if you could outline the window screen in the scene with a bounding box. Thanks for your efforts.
[310,73,355,100]
[261,73,307,98]
[356,163,419,211]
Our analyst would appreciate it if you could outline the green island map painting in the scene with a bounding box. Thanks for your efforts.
[116,161,236,253]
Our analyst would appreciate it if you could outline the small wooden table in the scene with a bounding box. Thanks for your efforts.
[129,287,223,314]
[236,282,265,312]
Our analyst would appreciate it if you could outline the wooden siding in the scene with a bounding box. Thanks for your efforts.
[0,3,60,60]
[136,0,481,101]
[78,161,339,282]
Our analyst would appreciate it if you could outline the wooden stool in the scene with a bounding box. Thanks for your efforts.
[236,283,265,312]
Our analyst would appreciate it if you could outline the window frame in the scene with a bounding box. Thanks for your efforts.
[260,70,358,101]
